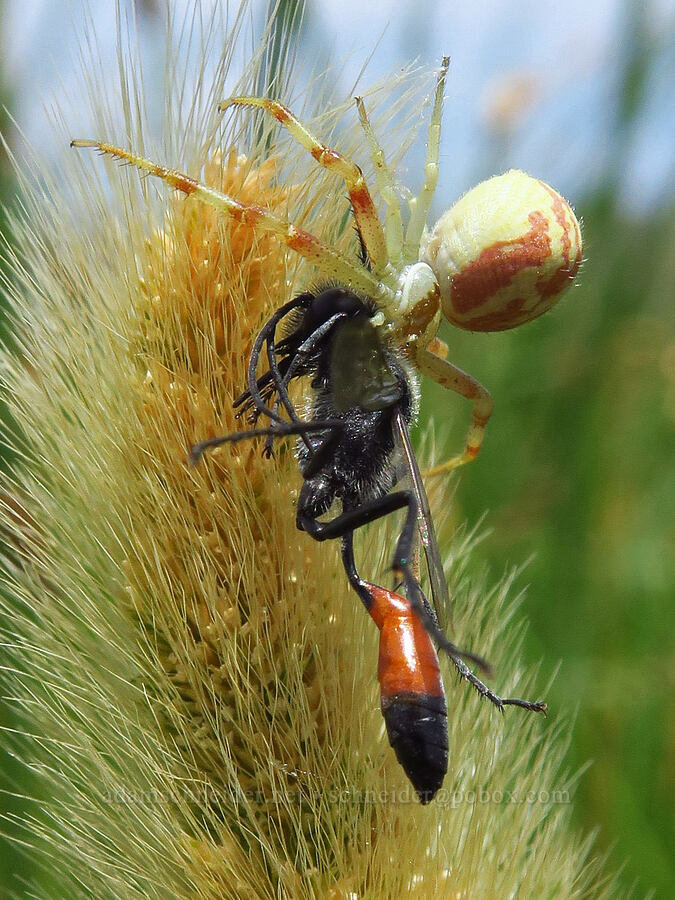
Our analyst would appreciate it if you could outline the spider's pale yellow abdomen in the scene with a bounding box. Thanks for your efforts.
[423,169,582,332]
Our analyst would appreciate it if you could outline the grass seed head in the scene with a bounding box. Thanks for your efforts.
[0,3,616,897]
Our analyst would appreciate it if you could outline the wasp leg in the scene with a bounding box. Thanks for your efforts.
[297,422,345,481]
[298,486,417,562]
[236,294,312,424]
[395,543,545,712]
[390,565,547,713]
[188,419,341,467]
[302,488,446,650]
[341,528,545,714]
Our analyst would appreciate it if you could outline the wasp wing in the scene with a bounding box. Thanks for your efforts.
[394,409,451,628]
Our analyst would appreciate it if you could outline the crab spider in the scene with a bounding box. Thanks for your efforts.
[72,57,582,472]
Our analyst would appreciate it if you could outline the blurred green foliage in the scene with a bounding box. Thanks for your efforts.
[420,11,674,894]
[0,2,672,895]
[422,192,675,897]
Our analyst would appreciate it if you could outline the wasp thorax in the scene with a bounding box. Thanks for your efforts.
[422,169,582,332]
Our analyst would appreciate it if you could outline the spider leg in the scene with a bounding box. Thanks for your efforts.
[70,140,384,297]
[355,97,404,266]
[220,97,390,276]
[403,56,449,260]
[415,344,494,475]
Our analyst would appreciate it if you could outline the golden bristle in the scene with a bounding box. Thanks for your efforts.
[0,4,618,897]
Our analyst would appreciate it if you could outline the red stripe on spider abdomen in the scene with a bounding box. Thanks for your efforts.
[365,583,449,803]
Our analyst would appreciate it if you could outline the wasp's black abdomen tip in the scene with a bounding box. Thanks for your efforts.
[382,693,449,804]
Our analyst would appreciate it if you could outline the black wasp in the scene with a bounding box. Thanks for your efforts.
[189,281,546,804]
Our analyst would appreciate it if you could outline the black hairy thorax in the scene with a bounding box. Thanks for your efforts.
[282,286,415,513]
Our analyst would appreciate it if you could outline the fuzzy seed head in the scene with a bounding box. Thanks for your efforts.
[0,11,615,895]
[423,169,583,331]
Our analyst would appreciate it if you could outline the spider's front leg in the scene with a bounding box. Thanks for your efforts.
[70,139,382,297]
[220,96,390,275]
[415,342,494,476]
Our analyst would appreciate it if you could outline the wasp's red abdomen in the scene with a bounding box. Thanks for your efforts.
[365,583,449,803]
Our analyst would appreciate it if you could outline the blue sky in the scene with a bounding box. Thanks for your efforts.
[2,0,673,216]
